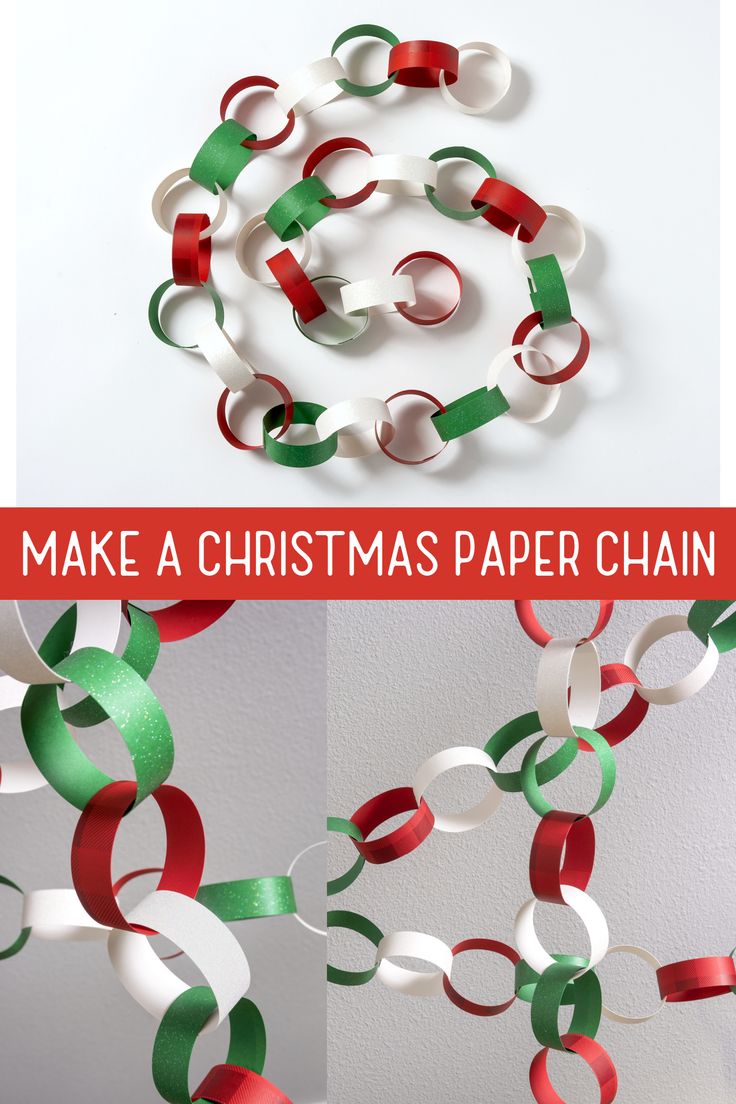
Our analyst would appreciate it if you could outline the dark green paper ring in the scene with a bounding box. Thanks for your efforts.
[196,876,296,921]
[431,386,510,443]
[0,876,31,960]
[484,711,578,794]
[527,254,572,329]
[531,959,602,1050]
[520,727,616,818]
[327,817,365,896]
[332,24,401,96]
[21,647,174,811]
[515,955,589,1004]
[190,120,257,193]
[265,177,334,242]
[149,279,225,350]
[263,402,338,468]
[152,986,266,1104]
[425,146,495,221]
[327,910,384,986]
[688,601,736,653]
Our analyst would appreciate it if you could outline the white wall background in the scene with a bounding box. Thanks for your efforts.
[0,601,326,1103]
[17,0,718,507]
[327,600,736,1103]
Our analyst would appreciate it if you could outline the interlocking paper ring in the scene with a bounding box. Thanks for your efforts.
[273,57,346,117]
[656,955,736,1002]
[520,728,616,818]
[350,786,435,864]
[364,153,438,197]
[442,939,519,1016]
[172,214,211,286]
[327,817,365,896]
[515,601,615,647]
[529,812,595,905]
[331,24,400,97]
[303,137,378,208]
[193,1065,290,1104]
[588,663,648,751]
[388,40,459,87]
[424,146,495,220]
[376,389,449,465]
[71,780,205,933]
[600,945,665,1023]
[624,613,720,705]
[472,177,547,242]
[484,711,578,794]
[216,376,294,451]
[392,252,463,326]
[315,397,394,459]
[529,1034,618,1104]
[20,888,111,943]
[530,959,602,1052]
[148,280,224,350]
[235,212,312,286]
[487,345,562,423]
[293,276,370,346]
[536,638,601,740]
[688,600,736,653]
[375,930,453,996]
[439,42,512,114]
[287,841,326,937]
[0,876,31,959]
[219,75,296,150]
[512,313,591,385]
[512,205,586,276]
[151,168,227,238]
[327,909,384,986]
[412,746,502,832]
[515,886,609,979]
[266,249,327,324]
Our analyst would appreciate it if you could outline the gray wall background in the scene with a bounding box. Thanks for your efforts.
[0,601,326,1103]
[327,601,736,1103]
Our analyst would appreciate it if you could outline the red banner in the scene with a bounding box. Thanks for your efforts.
[0,508,731,599]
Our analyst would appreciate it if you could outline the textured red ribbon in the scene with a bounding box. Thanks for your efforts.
[471,178,547,242]
[529,811,595,904]
[216,378,294,451]
[514,601,615,647]
[656,956,736,1002]
[124,601,235,642]
[388,40,459,87]
[266,249,327,323]
[172,214,212,287]
[512,313,590,384]
[442,938,520,1016]
[302,137,377,209]
[219,75,296,150]
[529,1035,618,1104]
[350,786,434,863]
[193,1064,293,1103]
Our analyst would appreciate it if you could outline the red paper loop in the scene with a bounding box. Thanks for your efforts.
[388,40,459,87]
[392,252,463,326]
[217,376,295,451]
[193,1064,293,1104]
[122,601,235,642]
[266,249,327,323]
[219,75,296,150]
[172,214,212,287]
[512,312,591,384]
[350,786,435,864]
[529,812,595,904]
[530,1035,618,1104]
[302,137,377,209]
[442,938,520,1016]
[71,781,205,933]
[514,601,615,648]
[656,956,736,1002]
[586,663,649,751]
[376,389,449,466]
[471,178,547,243]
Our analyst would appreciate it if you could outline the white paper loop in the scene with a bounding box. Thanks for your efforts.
[536,638,601,740]
[600,944,665,1023]
[287,840,326,937]
[23,889,111,942]
[195,321,256,393]
[151,168,227,239]
[376,931,453,996]
[365,155,438,197]
[511,205,586,276]
[487,345,562,424]
[235,213,312,286]
[412,746,502,832]
[439,42,512,115]
[624,614,719,705]
[107,890,250,1031]
[514,886,609,978]
[315,397,393,459]
[274,57,346,117]
[340,276,416,316]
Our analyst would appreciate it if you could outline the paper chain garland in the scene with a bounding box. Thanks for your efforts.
[0,600,304,1104]
[148,25,591,467]
[327,599,736,1103]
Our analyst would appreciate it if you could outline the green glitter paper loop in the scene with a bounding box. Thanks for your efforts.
[520,727,616,818]
[527,254,572,329]
[264,177,334,241]
[263,402,338,468]
[424,146,495,221]
[196,876,296,921]
[332,24,401,97]
[327,910,384,986]
[484,712,578,794]
[431,386,510,443]
[148,280,225,350]
[190,120,257,193]
[531,960,602,1050]
[0,875,31,960]
[515,955,590,1004]
[688,601,736,653]
[327,817,365,896]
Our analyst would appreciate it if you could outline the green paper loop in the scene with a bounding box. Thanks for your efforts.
[265,177,334,241]
[531,960,602,1050]
[263,402,338,468]
[688,601,736,653]
[483,711,578,794]
[149,280,225,350]
[196,876,296,921]
[21,647,174,811]
[190,120,257,193]
[327,910,384,986]
[327,817,365,896]
[431,386,510,443]
[527,254,572,329]
[424,146,495,221]
[0,875,31,960]
[293,276,369,346]
[515,955,589,1004]
[520,727,616,818]
[332,24,400,96]
[152,986,266,1104]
